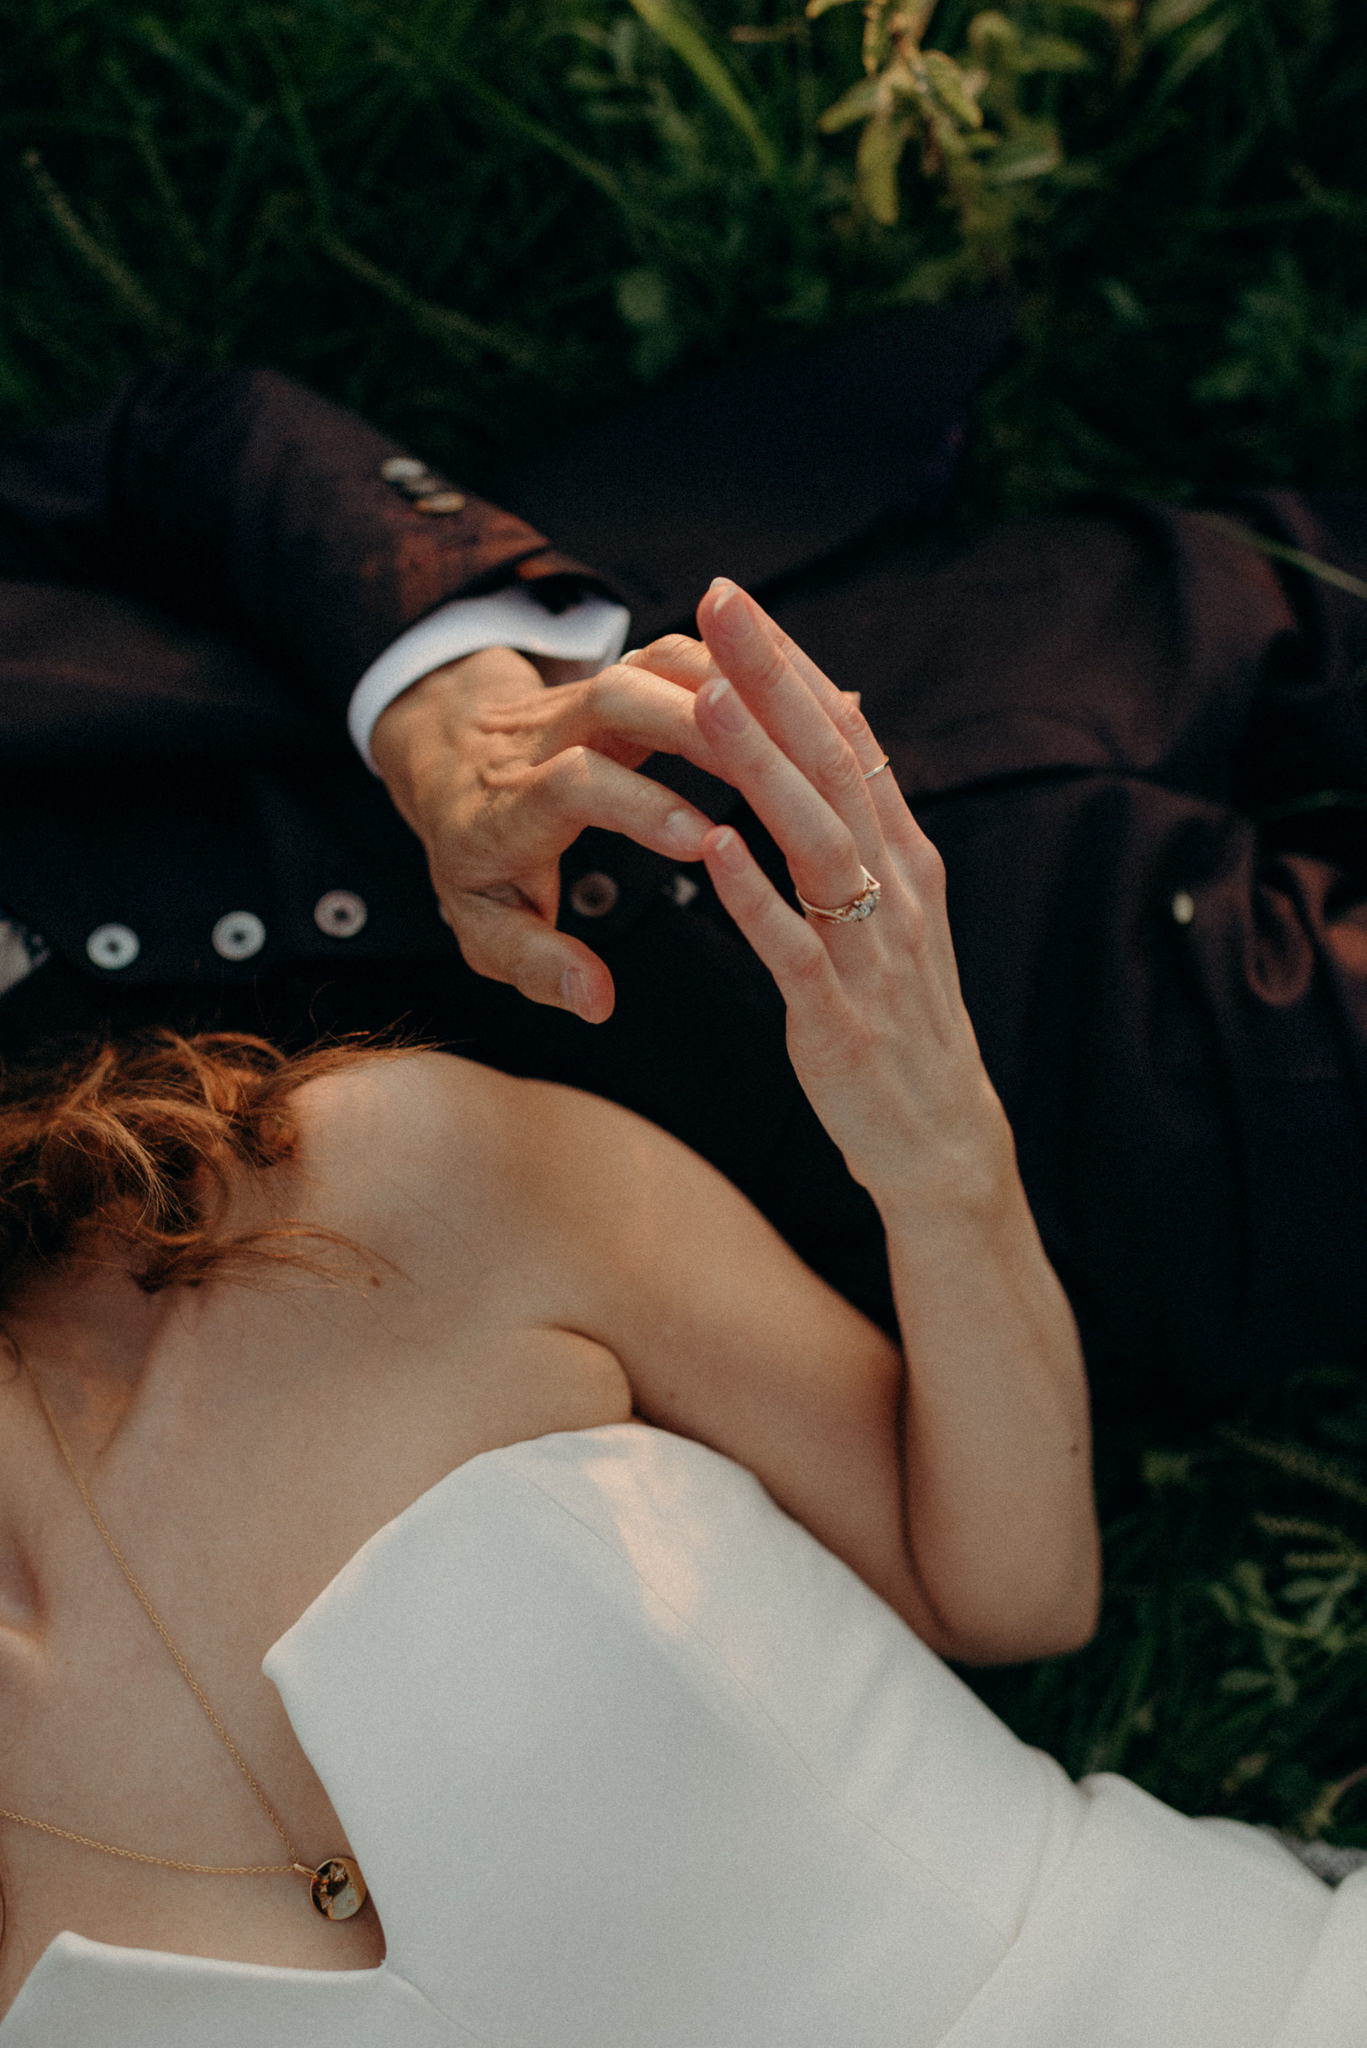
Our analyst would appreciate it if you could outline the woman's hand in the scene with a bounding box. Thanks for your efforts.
[683,580,1013,1221]
[632,582,1100,1661]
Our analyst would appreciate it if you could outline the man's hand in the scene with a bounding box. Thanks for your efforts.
[370,643,719,1022]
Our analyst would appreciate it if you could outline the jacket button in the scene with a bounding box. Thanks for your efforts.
[212,911,266,961]
[568,871,619,920]
[413,491,467,515]
[1171,889,1195,926]
[380,456,427,483]
[314,889,368,939]
[86,922,140,971]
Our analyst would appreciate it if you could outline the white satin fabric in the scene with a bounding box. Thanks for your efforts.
[5,1423,1365,2046]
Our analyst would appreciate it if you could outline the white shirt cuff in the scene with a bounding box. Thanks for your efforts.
[348,589,632,770]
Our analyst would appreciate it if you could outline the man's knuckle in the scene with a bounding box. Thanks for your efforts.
[644,633,699,665]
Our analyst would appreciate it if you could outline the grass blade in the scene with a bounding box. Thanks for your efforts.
[19,150,185,346]
[626,0,780,178]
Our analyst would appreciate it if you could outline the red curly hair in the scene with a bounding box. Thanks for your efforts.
[0,1028,421,1303]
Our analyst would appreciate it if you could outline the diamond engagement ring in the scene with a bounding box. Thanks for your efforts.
[795,866,883,924]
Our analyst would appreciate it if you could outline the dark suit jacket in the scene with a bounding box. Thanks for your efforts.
[1,322,1363,1420]
[763,493,1367,1417]
[0,310,1008,1372]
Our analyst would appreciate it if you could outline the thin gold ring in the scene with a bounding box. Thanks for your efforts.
[863,754,891,780]
[796,867,882,925]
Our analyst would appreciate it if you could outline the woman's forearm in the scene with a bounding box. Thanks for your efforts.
[677,580,1101,1664]
[874,1139,1099,1663]
[839,1043,1099,1662]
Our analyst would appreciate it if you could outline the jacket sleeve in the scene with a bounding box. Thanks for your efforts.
[0,363,616,721]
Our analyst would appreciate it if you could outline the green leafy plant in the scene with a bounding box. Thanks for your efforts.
[3,1,1365,511]
[807,0,1086,277]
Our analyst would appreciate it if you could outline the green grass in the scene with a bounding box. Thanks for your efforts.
[977,1375,1367,1847]
[3,0,1367,1848]
[4,1,1364,508]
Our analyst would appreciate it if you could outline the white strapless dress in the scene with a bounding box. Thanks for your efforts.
[5,1423,1365,2046]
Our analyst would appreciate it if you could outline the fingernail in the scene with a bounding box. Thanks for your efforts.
[560,967,589,1017]
[700,676,745,732]
[664,807,708,852]
[710,826,747,873]
[706,582,760,659]
[708,576,738,601]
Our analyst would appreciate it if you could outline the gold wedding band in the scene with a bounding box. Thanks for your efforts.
[796,867,883,925]
[863,754,891,780]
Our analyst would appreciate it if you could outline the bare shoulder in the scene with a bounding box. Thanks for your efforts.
[282,1050,521,1221]
[268,1055,655,1410]
[288,1048,515,1168]
[275,1051,632,1269]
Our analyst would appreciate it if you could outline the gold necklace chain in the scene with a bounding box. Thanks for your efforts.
[0,1810,292,1879]
[0,1329,367,1921]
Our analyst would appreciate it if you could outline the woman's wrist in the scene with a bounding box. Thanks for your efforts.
[855,1090,1024,1237]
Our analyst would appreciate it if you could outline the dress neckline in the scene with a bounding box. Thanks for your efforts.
[0,1425,642,2032]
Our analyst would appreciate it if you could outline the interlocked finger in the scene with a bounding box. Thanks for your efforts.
[486,662,722,777]
[705,583,885,759]
[693,671,876,929]
[496,746,715,868]
[701,583,923,852]
[696,582,961,980]
[619,635,722,694]
[703,824,848,1012]
[697,583,888,876]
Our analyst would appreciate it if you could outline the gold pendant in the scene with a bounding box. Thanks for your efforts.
[309,1856,367,1921]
